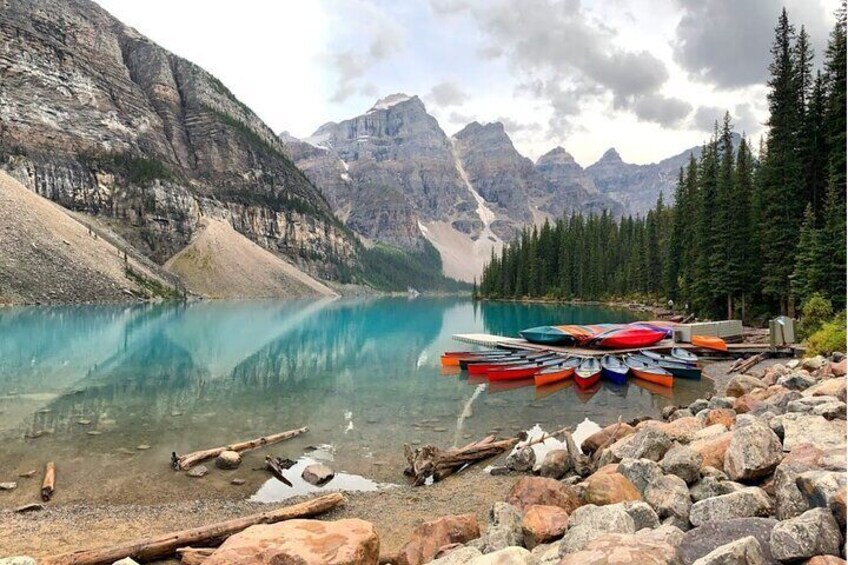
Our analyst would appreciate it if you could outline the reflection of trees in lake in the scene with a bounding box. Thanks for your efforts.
[479,302,637,337]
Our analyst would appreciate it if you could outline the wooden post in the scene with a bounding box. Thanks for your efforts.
[41,461,55,502]
[41,492,344,565]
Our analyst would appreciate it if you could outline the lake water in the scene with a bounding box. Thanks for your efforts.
[0,298,712,505]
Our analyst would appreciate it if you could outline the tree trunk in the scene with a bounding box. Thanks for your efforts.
[41,493,344,565]
[171,427,308,471]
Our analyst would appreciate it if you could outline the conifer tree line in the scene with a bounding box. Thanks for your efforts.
[478,6,846,320]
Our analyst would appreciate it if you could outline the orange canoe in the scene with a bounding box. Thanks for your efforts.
[534,366,575,387]
[691,335,728,351]
[630,367,674,388]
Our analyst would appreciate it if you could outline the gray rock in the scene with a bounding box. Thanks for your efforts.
[186,465,208,478]
[430,547,483,565]
[726,375,766,398]
[724,420,783,482]
[689,476,745,502]
[637,523,685,547]
[622,500,660,530]
[612,427,672,462]
[813,400,847,420]
[796,470,847,527]
[759,390,803,415]
[678,518,778,565]
[802,356,827,372]
[0,482,17,490]
[670,408,695,421]
[661,445,703,484]
[538,449,570,479]
[617,458,664,494]
[558,503,636,554]
[470,502,524,553]
[777,370,817,391]
[662,405,679,420]
[768,507,843,562]
[689,399,709,415]
[700,466,728,480]
[782,414,847,451]
[507,446,536,473]
[0,558,37,565]
[689,487,773,527]
[644,474,692,530]
[691,536,766,565]
[708,397,735,410]
[214,450,241,470]
[489,466,511,476]
[301,463,334,486]
[787,396,838,413]
[530,542,561,565]
[469,546,534,564]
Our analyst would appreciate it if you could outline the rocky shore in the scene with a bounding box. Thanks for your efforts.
[2,354,845,564]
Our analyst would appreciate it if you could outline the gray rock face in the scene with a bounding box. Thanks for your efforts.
[661,446,703,484]
[689,487,773,527]
[796,470,847,527]
[726,375,767,398]
[0,0,356,277]
[558,503,636,554]
[724,421,783,482]
[644,474,692,530]
[533,147,622,218]
[691,536,766,565]
[782,414,847,451]
[622,501,660,530]
[429,546,483,564]
[678,518,779,565]
[776,371,817,391]
[506,446,536,473]
[689,477,745,502]
[611,428,672,462]
[214,450,241,470]
[768,508,843,562]
[470,502,524,553]
[618,458,665,494]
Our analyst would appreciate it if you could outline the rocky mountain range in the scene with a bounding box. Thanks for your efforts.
[281,93,721,281]
[0,0,357,294]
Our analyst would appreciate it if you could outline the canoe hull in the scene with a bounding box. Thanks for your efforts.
[601,367,628,385]
[534,367,574,387]
[691,335,728,351]
[574,370,601,389]
[630,368,674,388]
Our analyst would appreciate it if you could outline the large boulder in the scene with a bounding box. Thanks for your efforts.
[204,519,379,565]
[643,474,692,530]
[558,532,679,565]
[214,450,241,470]
[538,449,570,479]
[470,503,523,554]
[521,505,569,548]
[704,409,736,429]
[659,417,704,444]
[504,477,581,514]
[727,375,767,397]
[678,518,778,565]
[617,458,664,495]
[782,415,847,451]
[802,378,847,402]
[583,472,641,505]
[769,508,843,562]
[661,445,703,484]
[557,503,635,554]
[396,514,480,565]
[777,371,817,391]
[689,476,745,502]
[689,432,733,471]
[774,444,823,520]
[622,500,660,530]
[724,419,783,482]
[690,536,767,565]
[688,487,773,527]
[608,427,672,462]
[581,423,636,455]
[796,470,848,527]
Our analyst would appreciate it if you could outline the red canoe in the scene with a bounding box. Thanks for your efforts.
[592,324,669,349]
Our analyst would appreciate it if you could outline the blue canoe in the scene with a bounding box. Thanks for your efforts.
[601,354,629,385]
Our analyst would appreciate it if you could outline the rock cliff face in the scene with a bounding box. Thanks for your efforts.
[534,147,623,218]
[0,0,357,280]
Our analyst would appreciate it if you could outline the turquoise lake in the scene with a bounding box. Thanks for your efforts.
[0,298,712,505]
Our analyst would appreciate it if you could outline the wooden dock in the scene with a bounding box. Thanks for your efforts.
[452,333,795,357]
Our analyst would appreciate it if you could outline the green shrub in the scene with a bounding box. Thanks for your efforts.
[799,292,833,339]
[804,311,847,356]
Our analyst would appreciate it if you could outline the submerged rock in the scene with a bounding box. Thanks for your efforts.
[215,450,241,470]
[186,465,208,478]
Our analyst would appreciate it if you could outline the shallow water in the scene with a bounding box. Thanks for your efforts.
[0,297,712,505]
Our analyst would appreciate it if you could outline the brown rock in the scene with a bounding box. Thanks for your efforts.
[558,532,679,564]
[705,408,736,429]
[804,555,848,564]
[583,472,641,506]
[581,423,636,455]
[205,518,379,565]
[690,432,733,471]
[214,450,241,470]
[803,378,847,402]
[726,374,767,398]
[521,504,569,547]
[395,514,479,565]
[734,394,762,414]
[302,463,335,486]
[831,360,846,378]
[659,416,704,443]
[504,476,582,514]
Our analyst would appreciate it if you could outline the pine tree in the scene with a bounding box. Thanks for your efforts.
[791,204,824,302]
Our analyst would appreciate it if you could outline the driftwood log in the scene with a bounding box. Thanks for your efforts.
[41,461,55,502]
[404,435,519,486]
[40,492,344,565]
[729,352,769,374]
[171,427,308,470]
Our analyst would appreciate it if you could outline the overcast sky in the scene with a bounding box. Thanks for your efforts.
[95,0,836,166]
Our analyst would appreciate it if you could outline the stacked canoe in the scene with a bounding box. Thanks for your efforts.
[519,321,676,348]
[440,346,702,390]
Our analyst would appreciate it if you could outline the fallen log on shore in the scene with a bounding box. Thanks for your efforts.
[41,461,55,501]
[171,426,308,471]
[40,492,344,565]
[404,435,519,486]
[729,352,769,374]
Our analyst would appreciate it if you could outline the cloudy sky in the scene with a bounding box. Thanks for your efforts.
[95,0,836,166]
